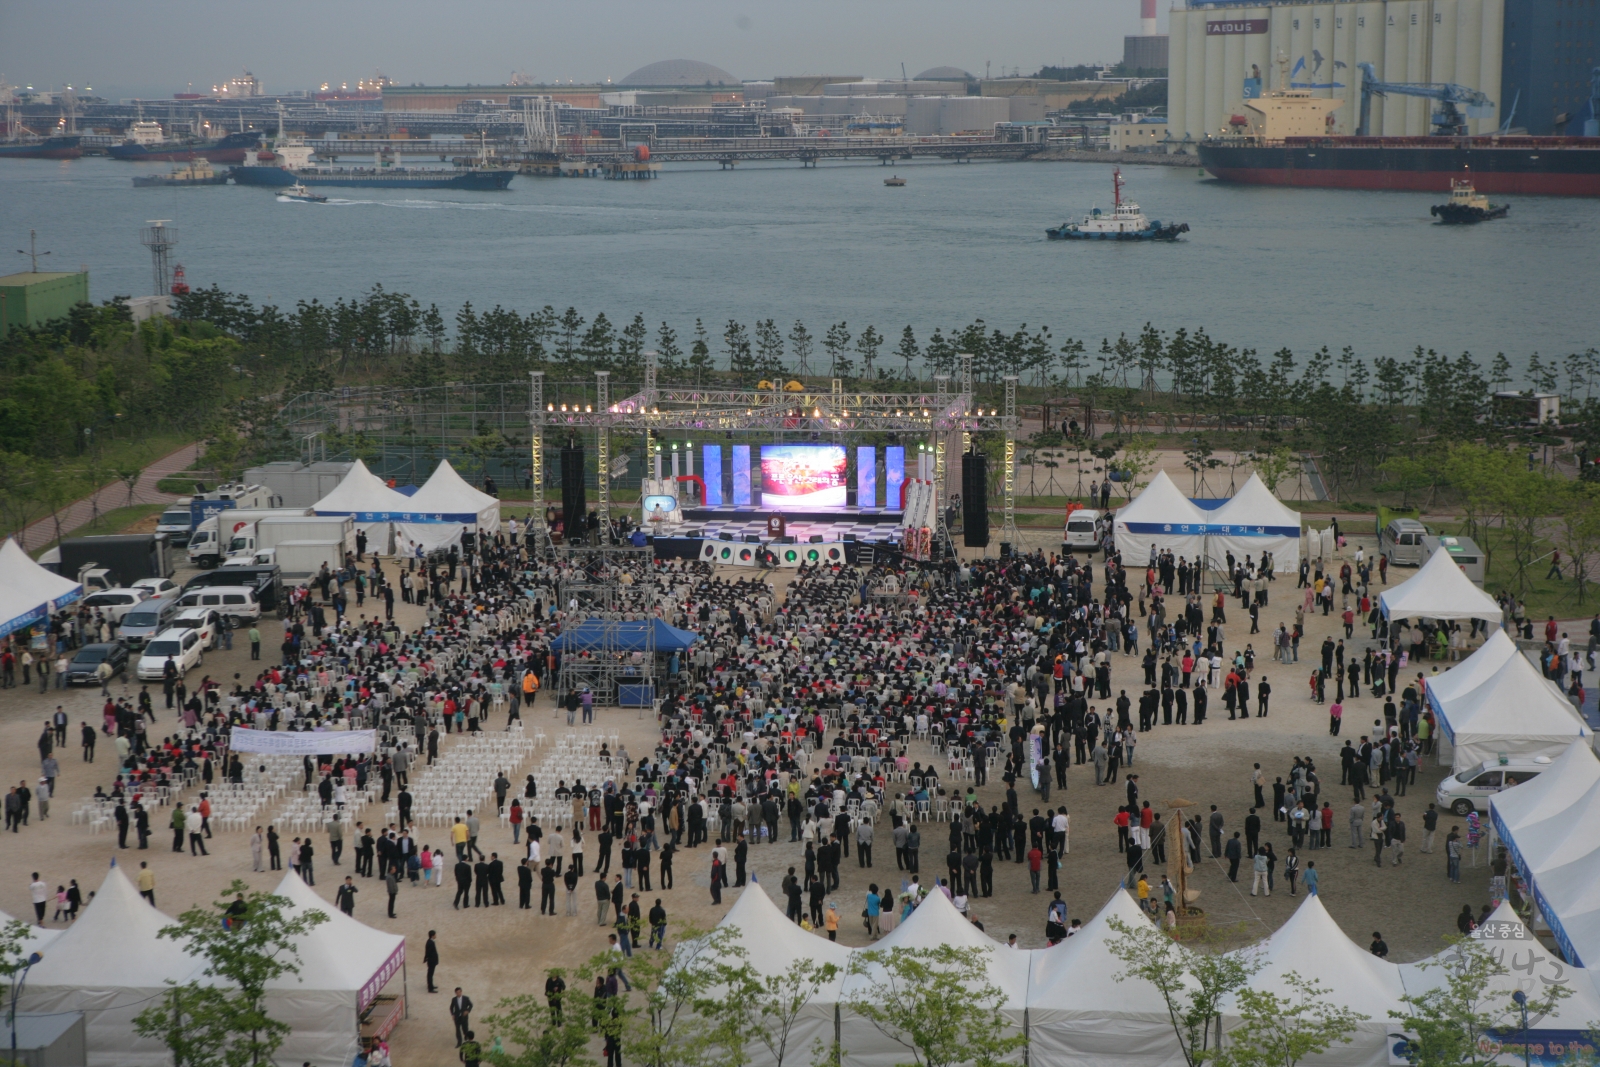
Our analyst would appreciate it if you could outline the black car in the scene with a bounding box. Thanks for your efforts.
[64,643,129,686]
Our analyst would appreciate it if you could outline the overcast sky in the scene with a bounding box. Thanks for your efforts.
[2,0,1161,100]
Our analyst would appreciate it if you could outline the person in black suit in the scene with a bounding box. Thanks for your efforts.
[424,930,440,993]
[517,859,534,909]
[450,988,473,1045]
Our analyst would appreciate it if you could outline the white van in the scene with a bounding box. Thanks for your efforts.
[1381,518,1429,567]
[81,588,150,624]
[1436,756,1552,815]
[176,588,261,627]
[1064,508,1101,552]
[136,627,205,680]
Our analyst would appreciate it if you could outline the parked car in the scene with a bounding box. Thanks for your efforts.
[136,627,205,680]
[169,607,223,650]
[118,595,184,650]
[80,588,150,625]
[1436,756,1552,814]
[175,587,261,628]
[64,642,129,686]
[131,577,180,599]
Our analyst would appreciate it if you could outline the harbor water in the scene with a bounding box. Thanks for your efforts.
[3,155,1597,364]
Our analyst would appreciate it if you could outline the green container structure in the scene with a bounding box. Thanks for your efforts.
[0,271,90,338]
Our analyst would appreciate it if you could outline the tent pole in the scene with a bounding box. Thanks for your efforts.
[403,957,410,1019]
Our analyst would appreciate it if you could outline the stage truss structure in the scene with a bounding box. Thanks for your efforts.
[525,353,1020,556]
[554,544,660,707]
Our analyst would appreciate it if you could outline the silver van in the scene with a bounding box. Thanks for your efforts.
[118,595,182,650]
[1381,518,1429,566]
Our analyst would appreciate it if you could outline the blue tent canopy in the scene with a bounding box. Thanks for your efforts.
[550,618,700,653]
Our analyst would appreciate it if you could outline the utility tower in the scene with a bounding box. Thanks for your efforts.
[139,220,178,296]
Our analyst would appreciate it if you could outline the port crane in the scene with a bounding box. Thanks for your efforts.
[1355,62,1494,136]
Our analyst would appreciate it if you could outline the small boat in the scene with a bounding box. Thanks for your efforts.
[1431,172,1509,223]
[131,159,228,187]
[1046,168,1189,241]
[884,175,907,187]
[276,182,328,203]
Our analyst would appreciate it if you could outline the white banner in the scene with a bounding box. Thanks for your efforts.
[229,727,377,755]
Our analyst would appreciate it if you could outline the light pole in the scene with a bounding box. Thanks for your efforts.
[9,950,43,1063]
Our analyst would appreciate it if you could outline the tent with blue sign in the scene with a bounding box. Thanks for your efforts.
[393,460,500,555]
[0,536,82,639]
[1205,472,1302,573]
[550,618,699,653]
[1111,469,1210,565]
[311,458,414,554]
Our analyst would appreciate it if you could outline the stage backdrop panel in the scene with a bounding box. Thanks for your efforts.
[732,445,752,507]
[760,443,848,509]
[857,446,877,508]
[702,445,723,507]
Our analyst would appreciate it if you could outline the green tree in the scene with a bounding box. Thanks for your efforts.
[823,323,852,379]
[1117,434,1159,501]
[689,320,712,386]
[483,968,598,1067]
[1250,446,1297,498]
[1105,914,1260,1067]
[855,325,884,380]
[754,319,785,377]
[1389,935,1571,1067]
[894,326,921,382]
[136,985,236,1067]
[844,945,1026,1067]
[723,957,841,1067]
[1216,972,1367,1067]
[788,321,815,377]
[557,307,586,365]
[723,320,753,380]
[134,880,328,1067]
[1554,479,1600,603]
[654,322,682,374]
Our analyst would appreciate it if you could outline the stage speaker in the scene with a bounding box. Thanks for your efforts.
[560,444,587,536]
[963,451,989,548]
[701,541,761,567]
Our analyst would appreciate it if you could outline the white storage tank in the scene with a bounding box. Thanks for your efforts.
[906,97,944,135]
[938,96,1010,133]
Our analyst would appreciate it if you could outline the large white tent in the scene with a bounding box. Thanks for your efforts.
[1491,740,1600,856]
[714,883,851,1067]
[1112,470,1211,566]
[1027,890,1188,1066]
[394,459,501,555]
[1379,545,1503,624]
[310,459,414,555]
[266,873,406,1066]
[1205,473,1303,573]
[1432,646,1588,773]
[19,866,203,1067]
[0,536,82,639]
[1227,895,1406,1065]
[1423,629,1520,717]
[838,889,1028,1067]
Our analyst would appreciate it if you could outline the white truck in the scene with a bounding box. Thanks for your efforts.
[255,515,354,555]
[273,539,350,580]
[187,507,311,568]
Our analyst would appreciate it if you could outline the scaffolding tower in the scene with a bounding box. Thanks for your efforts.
[554,544,659,706]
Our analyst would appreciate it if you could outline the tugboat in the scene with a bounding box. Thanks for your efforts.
[131,159,228,187]
[1046,168,1189,241]
[276,181,328,203]
[1430,171,1509,223]
[884,174,907,187]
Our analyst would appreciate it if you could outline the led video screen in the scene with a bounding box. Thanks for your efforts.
[760,444,848,509]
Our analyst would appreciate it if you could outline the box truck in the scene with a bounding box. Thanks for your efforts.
[254,515,354,555]
[42,534,175,591]
[273,539,350,580]
[186,507,310,568]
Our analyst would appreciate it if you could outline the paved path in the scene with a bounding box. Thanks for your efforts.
[15,441,203,553]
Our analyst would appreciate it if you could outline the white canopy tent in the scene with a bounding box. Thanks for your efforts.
[1112,471,1211,567]
[1379,545,1503,624]
[266,873,406,1066]
[1491,741,1600,858]
[1400,900,1600,1031]
[1226,894,1406,1065]
[310,459,414,555]
[1423,629,1520,717]
[393,460,501,555]
[1205,473,1303,574]
[0,536,82,639]
[1432,647,1588,773]
[713,884,851,1067]
[838,889,1028,1067]
[1027,890,1190,1066]
[19,866,203,1066]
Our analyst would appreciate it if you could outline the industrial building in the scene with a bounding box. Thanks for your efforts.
[0,271,89,339]
[1168,0,1594,142]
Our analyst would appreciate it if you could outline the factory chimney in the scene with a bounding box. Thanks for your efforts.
[1140,0,1158,36]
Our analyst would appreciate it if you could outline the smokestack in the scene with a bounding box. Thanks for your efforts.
[1140,0,1158,36]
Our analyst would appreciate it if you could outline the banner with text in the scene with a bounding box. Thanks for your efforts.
[229,727,377,755]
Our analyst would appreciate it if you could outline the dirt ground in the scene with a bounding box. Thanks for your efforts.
[0,527,1496,1066]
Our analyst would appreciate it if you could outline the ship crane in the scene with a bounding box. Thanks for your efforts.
[1355,62,1494,136]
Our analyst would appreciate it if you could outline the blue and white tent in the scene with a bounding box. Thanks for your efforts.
[0,537,81,639]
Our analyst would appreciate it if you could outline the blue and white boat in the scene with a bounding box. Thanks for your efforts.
[1047,169,1190,241]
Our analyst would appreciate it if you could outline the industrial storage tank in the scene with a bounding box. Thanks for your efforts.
[906,97,945,135]
[936,96,1010,134]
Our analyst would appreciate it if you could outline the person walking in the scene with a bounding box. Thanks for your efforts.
[1303,861,1319,896]
[336,877,358,916]
[137,862,156,905]
[450,988,473,1047]
[1250,848,1270,896]
[424,931,440,993]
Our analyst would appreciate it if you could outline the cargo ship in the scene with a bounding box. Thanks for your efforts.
[0,134,83,159]
[131,159,228,187]
[229,139,514,190]
[1198,136,1600,197]
[109,127,263,163]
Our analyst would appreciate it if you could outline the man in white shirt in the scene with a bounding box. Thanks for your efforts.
[29,873,48,924]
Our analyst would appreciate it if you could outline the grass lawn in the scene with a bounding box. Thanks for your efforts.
[1426,521,1600,622]
[29,503,171,559]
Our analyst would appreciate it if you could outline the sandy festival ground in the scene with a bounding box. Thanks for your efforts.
[0,525,1497,1066]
